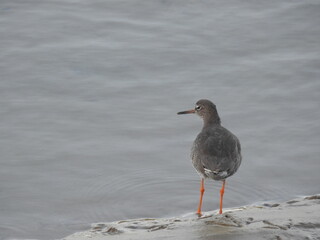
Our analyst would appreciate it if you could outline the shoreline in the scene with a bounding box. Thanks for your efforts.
[63,194,320,240]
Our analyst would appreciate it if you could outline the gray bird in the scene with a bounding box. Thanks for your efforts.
[177,99,242,215]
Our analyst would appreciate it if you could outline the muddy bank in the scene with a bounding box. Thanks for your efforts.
[63,195,320,240]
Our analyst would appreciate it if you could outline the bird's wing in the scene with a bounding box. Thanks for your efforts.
[199,127,240,173]
[202,127,237,156]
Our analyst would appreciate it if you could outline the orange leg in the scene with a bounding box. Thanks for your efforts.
[219,180,226,214]
[197,178,205,216]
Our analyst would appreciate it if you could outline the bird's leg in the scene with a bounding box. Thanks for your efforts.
[219,180,226,214]
[197,178,205,216]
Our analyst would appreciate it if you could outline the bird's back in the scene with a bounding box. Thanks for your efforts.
[191,125,242,180]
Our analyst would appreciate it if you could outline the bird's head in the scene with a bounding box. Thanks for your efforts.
[177,99,221,125]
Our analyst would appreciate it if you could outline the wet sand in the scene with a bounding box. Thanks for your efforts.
[63,194,320,240]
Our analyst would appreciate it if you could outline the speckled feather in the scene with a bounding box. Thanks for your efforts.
[191,124,241,180]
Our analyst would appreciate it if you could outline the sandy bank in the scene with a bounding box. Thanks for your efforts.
[63,195,320,240]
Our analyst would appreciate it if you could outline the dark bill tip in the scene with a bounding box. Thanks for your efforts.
[177,109,196,115]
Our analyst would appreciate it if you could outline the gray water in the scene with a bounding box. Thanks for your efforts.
[1,0,320,239]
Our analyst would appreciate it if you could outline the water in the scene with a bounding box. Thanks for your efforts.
[1,0,320,239]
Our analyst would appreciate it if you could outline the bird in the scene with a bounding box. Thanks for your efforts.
[177,99,242,216]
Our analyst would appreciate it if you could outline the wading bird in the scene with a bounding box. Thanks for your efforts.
[178,99,242,215]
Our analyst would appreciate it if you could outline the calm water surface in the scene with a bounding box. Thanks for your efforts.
[1,0,320,239]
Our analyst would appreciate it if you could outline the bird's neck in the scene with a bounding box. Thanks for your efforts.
[203,115,221,128]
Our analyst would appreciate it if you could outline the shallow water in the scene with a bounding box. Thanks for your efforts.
[1,0,320,239]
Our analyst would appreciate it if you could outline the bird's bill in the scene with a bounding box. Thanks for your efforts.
[177,109,196,115]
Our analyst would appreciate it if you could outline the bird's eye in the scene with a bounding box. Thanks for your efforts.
[195,105,201,111]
